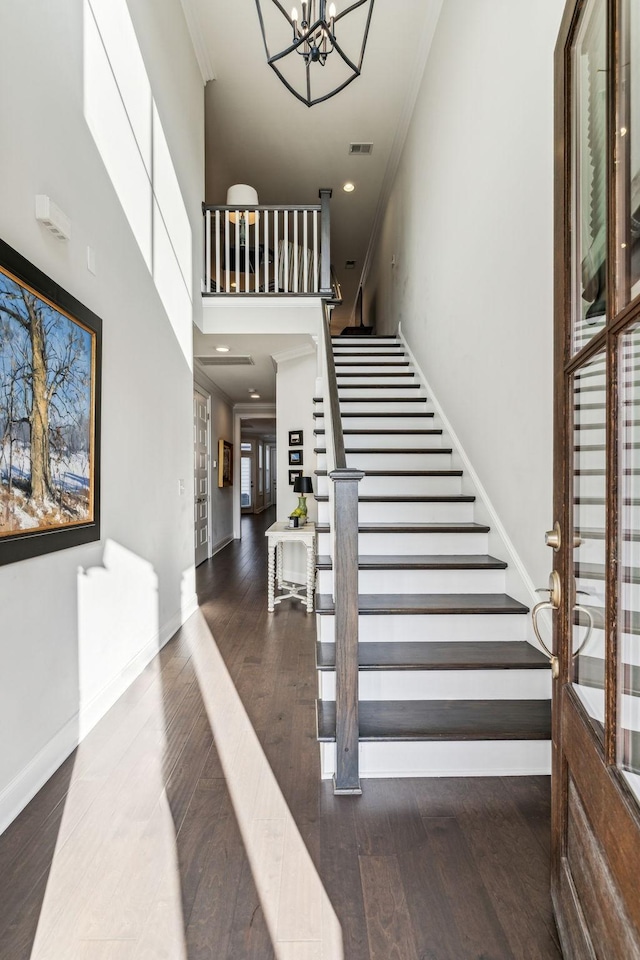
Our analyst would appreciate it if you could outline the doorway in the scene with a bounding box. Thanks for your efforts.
[193,388,210,566]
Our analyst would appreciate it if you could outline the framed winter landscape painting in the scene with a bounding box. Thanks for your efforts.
[0,239,102,566]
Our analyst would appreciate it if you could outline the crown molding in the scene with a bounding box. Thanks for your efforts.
[194,362,234,405]
[271,342,317,367]
[179,0,216,84]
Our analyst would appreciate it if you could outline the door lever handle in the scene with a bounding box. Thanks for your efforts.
[532,571,561,679]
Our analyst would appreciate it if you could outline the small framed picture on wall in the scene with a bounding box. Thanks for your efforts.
[288,430,303,446]
[288,449,303,466]
[289,469,302,485]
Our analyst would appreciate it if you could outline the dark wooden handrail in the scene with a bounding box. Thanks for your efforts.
[322,301,362,794]
[202,203,321,213]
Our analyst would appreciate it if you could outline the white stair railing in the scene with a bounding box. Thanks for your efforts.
[203,190,336,297]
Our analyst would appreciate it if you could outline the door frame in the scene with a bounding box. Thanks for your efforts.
[193,383,213,564]
[552,1,640,954]
[232,406,276,538]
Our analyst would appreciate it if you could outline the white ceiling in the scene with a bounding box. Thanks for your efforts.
[184,0,442,398]
[193,329,315,403]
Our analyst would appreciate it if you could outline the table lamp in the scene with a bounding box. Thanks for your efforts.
[292,475,313,523]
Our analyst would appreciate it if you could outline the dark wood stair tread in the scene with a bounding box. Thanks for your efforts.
[316,641,549,671]
[314,494,474,503]
[332,351,406,357]
[336,371,416,378]
[314,396,427,403]
[315,593,529,615]
[314,447,452,454]
[315,553,506,570]
[573,655,640,695]
[314,469,463,477]
[314,429,442,435]
[314,521,490,534]
[339,384,422,390]
[313,411,434,419]
[334,360,410,366]
[316,699,551,742]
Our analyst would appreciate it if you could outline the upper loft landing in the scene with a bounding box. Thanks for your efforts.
[199,189,342,337]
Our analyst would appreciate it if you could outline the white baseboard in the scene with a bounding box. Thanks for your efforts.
[0,714,80,836]
[0,599,200,837]
[211,534,234,557]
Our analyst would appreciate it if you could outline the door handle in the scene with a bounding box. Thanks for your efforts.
[532,571,560,679]
[572,590,594,657]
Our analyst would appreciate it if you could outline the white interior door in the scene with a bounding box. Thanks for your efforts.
[193,390,210,566]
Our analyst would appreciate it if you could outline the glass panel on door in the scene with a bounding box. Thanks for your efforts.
[617,0,640,308]
[572,350,607,731]
[618,323,640,801]
[572,0,607,354]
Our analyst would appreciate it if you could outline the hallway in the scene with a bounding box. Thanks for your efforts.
[0,509,561,959]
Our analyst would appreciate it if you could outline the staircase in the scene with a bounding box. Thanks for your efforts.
[313,334,552,779]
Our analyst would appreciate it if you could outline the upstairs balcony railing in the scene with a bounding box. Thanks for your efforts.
[203,188,339,299]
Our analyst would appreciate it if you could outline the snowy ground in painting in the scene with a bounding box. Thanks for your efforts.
[0,440,91,533]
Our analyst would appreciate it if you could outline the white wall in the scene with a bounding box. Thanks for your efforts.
[276,351,319,581]
[0,0,203,830]
[365,0,565,589]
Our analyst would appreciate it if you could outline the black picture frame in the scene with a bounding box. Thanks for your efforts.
[288,449,302,466]
[289,469,302,485]
[0,239,102,566]
[288,429,303,446]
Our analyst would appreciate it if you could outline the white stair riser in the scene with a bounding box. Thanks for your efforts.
[317,531,489,554]
[337,375,419,387]
[334,359,409,368]
[315,416,436,431]
[577,449,636,470]
[315,475,463,496]
[316,452,452,471]
[318,669,551,701]
[575,503,607,527]
[332,341,402,348]
[316,500,474,525]
[316,567,505,594]
[575,428,605,447]
[338,388,425,399]
[574,537,605,565]
[319,740,551,778]
[320,433,443,450]
[574,474,605,498]
[316,612,529,643]
[316,401,430,414]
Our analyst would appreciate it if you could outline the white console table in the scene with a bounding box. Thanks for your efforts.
[265,521,316,613]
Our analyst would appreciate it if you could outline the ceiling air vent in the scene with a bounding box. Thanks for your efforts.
[345,260,356,269]
[348,142,373,155]
[196,355,255,366]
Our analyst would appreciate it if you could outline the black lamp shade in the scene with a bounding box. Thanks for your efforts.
[293,476,313,494]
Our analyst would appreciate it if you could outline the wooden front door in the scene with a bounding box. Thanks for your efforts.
[552,0,640,955]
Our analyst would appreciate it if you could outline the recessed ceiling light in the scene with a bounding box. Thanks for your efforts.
[343,182,355,193]
[250,393,261,399]
[215,345,230,352]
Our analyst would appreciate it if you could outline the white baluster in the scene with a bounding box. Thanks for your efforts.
[215,209,220,293]
[225,211,230,293]
[205,209,211,293]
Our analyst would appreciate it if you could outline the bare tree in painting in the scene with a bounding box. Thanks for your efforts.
[0,276,91,523]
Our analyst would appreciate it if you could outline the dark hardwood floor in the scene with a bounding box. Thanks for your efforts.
[0,506,562,959]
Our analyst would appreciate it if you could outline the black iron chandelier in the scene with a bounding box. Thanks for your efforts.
[255,0,375,107]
